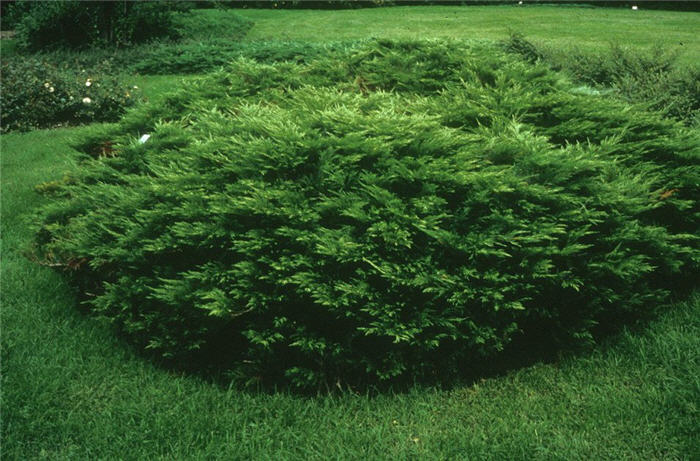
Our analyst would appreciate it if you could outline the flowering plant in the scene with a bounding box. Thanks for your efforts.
[1,58,139,132]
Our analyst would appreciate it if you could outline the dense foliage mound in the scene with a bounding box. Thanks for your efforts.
[34,40,698,389]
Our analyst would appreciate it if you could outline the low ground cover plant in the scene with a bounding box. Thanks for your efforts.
[128,40,358,75]
[33,40,699,389]
[6,39,355,77]
[504,33,700,124]
[0,58,138,133]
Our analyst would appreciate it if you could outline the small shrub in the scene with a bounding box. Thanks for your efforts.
[502,32,544,63]
[170,9,253,42]
[34,40,699,389]
[0,58,139,133]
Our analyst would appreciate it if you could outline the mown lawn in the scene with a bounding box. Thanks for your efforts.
[2,5,699,459]
[128,74,202,102]
[239,5,700,65]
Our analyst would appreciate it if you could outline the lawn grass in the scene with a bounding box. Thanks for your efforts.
[239,5,700,65]
[2,5,699,459]
[0,38,19,58]
[127,74,202,102]
[2,126,699,460]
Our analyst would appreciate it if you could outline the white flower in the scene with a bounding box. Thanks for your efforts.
[49,87,54,93]
[82,97,92,104]
[133,85,139,89]
[85,79,92,87]
[44,82,50,88]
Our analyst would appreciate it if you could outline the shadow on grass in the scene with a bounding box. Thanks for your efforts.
[72,283,696,397]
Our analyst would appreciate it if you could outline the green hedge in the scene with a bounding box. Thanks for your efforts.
[34,40,699,389]
[11,1,192,51]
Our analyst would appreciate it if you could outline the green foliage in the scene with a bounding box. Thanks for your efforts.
[129,40,359,75]
[0,9,254,131]
[4,8,256,76]
[12,1,191,51]
[597,48,699,124]
[33,40,699,389]
[4,126,698,459]
[501,32,544,64]
[170,8,253,42]
[503,34,700,123]
[0,0,32,29]
[12,40,356,77]
[0,58,138,133]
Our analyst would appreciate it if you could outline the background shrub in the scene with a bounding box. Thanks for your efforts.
[34,40,699,389]
[4,9,255,76]
[0,58,138,133]
[170,8,253,42]
[12,1,192,51]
